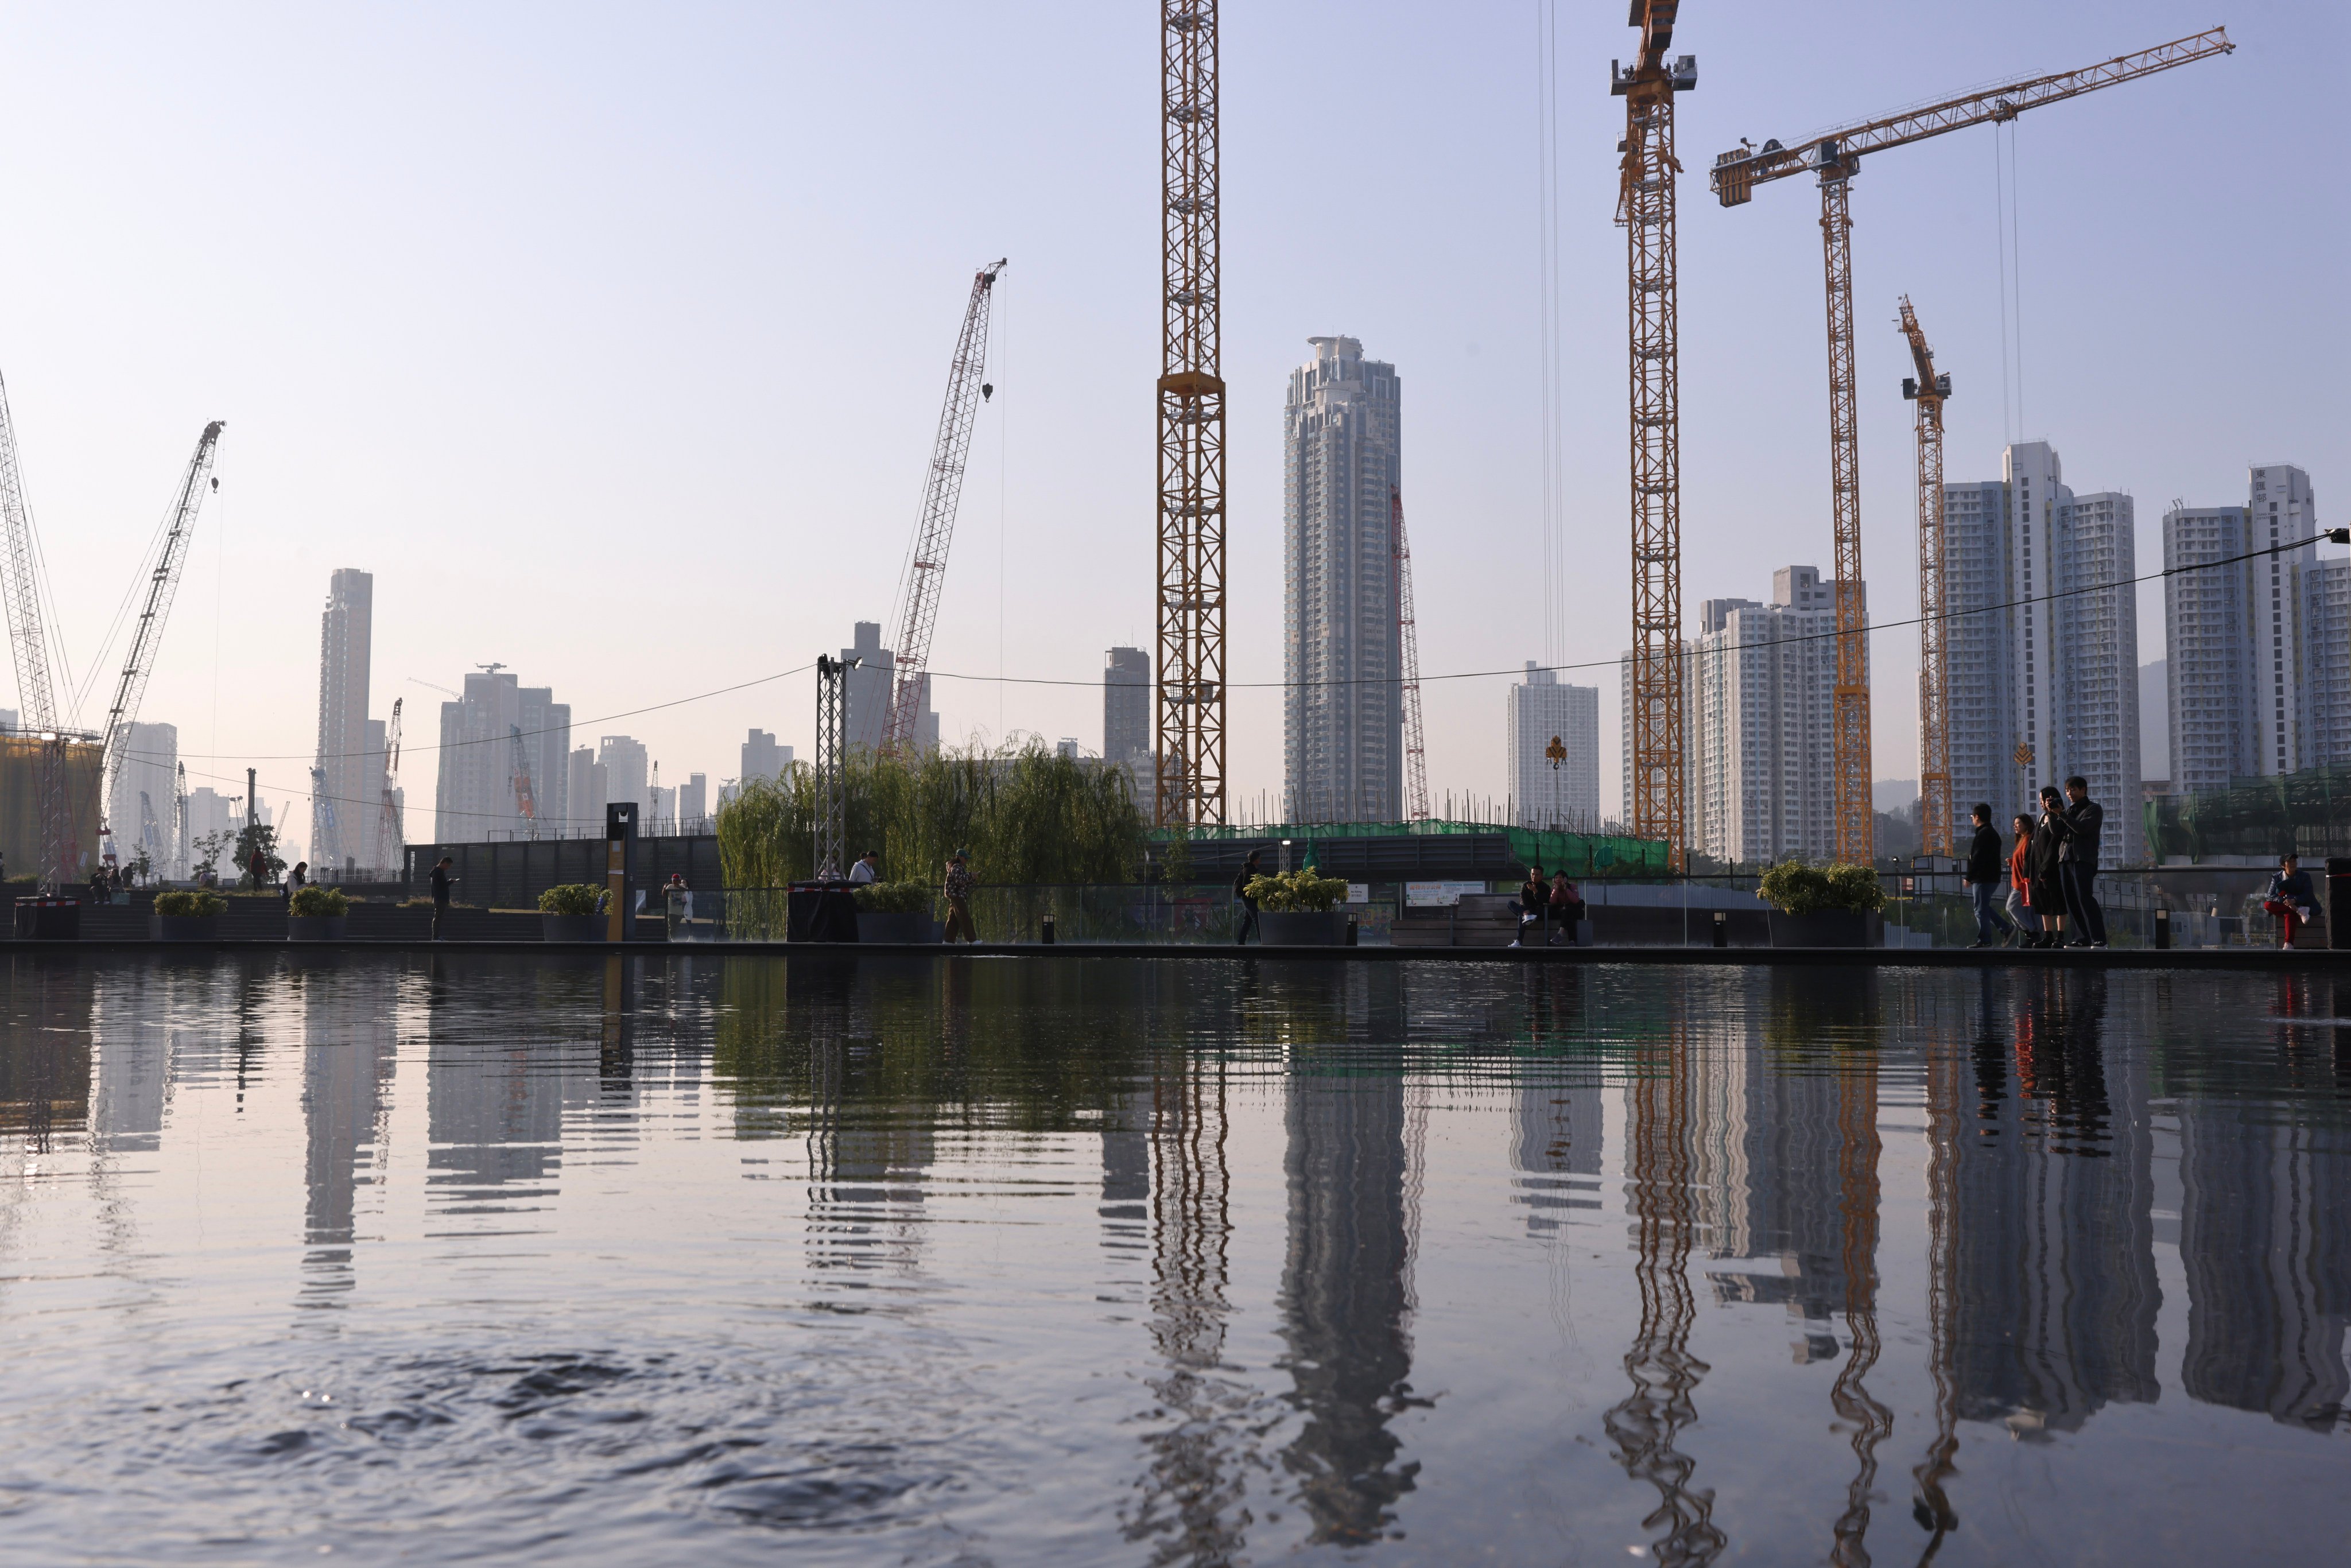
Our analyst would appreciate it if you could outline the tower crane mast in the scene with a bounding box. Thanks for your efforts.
[377,697,404,871]
[510,724,538,838]
[1898,298,1954,859]
[1616,2,1697,870]
[1709,26,2233,864]
[1155,0,1225,826]
[883,259,1005,757]
[100,421,225,839]
[1391,489,1429,821]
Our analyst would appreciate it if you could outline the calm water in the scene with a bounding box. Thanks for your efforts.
[1,952,2345,1565]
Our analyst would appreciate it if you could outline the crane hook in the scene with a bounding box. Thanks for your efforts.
[981,382,994,402]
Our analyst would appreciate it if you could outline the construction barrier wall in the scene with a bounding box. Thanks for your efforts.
[0,735,103,879]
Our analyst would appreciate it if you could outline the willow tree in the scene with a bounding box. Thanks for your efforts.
[717,737,1148,888]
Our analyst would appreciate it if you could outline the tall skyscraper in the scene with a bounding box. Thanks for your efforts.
[1507,663,1599,831]
[842,622,937,754]
[1103,647,1149,761]
[2164,465,2336,791]
[1944,442,2141,849]
[313,569,373,867]
[432,670,571,842]
[566,746,607,834]
[740,728,792,787]
[1679,566,1853,865]
[1283,336,1400,823]
[598,735,648,812]
[681,773,708,829]
[107,720,177,871]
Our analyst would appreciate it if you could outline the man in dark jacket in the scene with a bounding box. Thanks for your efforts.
[1232,850,1262,946]
[430,855,457,941]
[2058,774,2107,948]
[2263,852,2319,948]
[1961,803,2014,949]
[1512,864,1547,947]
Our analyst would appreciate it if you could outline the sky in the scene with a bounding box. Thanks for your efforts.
[0,1,2341,852]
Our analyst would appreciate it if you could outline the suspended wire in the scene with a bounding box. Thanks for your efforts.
[1535,0,1565,667]
[1995,125,2012,444]
[124,522,2329,786]
[2009,121,2026,440]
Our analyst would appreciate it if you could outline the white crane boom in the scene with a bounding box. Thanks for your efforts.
[0,365,57,731]
[99,421,224,820]
[883,259,1004,756]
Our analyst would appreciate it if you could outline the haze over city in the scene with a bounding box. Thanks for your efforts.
[0,1,2339,849]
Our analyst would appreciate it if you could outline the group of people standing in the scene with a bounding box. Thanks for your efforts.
[1961,775,2106,949]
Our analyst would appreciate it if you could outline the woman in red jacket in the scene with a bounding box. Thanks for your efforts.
[2006,813,2040,948]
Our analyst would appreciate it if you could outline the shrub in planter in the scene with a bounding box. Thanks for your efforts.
[851,879,935,914]
[154,887,225,940]
[1244,870,1349,913]
[289,886,350,919]
[538,883,606,941]
[1756,860,1884,915]
[538,883,602,916]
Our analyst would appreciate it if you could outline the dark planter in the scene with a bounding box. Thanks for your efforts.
[856,911,937,944]
[286,915,347,942]
[153,915,220,942]
[1259,910,1347,946]
[542,913,604,942]
[1768,910,1885,949]
[13,898,79,940]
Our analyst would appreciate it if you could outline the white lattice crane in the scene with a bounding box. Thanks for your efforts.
[883,259,1005,757]
[1391,488,1429,821]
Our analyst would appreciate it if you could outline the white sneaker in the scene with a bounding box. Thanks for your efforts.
[1507,940,1520,948]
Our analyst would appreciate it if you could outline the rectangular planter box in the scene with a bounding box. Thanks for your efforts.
[286,915,347,942]
[152,915,221,942]
[1258,910,1347,946]
[856,911,938,944]
[542,913,605,942]
[13,898,80,940]
[1767,910,1885,949]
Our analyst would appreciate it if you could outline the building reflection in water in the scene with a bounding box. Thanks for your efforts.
[425,958,600,1229]
[1953,971,2161,1437]
[1276,1059,1419,1546]
[1605,1007,1725,1566]
[300,965,401,1301]
[2177,980,2351,1433]
[797,960,934,1281]
[3,958,93,1153]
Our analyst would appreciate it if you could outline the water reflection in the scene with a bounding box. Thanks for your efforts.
[3,954,2350,1563]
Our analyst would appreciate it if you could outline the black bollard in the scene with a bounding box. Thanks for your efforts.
[2154,907,2170,950]
[1712,909,1727,949]
[1041,913,1057,945]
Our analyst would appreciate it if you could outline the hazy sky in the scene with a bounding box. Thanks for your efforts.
[0,2,2341,849]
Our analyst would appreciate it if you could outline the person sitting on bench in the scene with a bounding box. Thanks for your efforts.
[2263,852,2321,948]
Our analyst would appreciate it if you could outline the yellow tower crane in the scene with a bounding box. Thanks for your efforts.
[1616,2,1697,870]
[1709,27,2234,865]
[1898,297,1954,859]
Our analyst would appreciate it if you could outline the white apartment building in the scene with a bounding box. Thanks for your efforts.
[1506,663,1599,832]
[2166,465,2340,789]
[740,729,792,788]
[567,746,608,833]
[1686,566,1849,865]
[1283,336,1402,823]
[312,569,374,868]
[599,735,648,813]
[1943,442,2141,851]
[842,622,938,754]
[432,671,572,843]
[107,720,177,872]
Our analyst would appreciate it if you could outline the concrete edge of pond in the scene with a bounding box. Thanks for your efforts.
[3,937,2346,971]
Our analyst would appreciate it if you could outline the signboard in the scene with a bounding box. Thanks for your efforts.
[1347,883,1371,906]
[1405,880,1487,908]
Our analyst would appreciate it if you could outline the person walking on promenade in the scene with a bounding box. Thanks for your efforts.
[1232,850,1262,946]
[247,844,269,894]
[1549,868,1586,945]
[2058,774,2108,948]
[1962,804,2015,948]
[1511,864,1547,947]
[849,849,880,886]
[430,855,457,941]
[2005,813,2040,945]
[2263,852,2319,948]
[2029,787,2068,948]
[942,849,977,944]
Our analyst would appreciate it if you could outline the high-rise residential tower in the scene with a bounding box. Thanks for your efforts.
[2164,466,2340,790]
[313,569,373,867]
[1682,566,1853,865]
[1943,442,2141,849]
[841,622,937,754]
[1283,336,1401,822]
[1507,663,1599,832]
[432,670,571,842]
[107,720,177,872]
[740,729,792,788]
[1103,647,1150,798]
[598,735,647,813]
